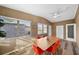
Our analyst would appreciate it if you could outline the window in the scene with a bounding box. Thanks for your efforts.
[37,23,48,34]
[43,24,47,34]
[19,20,31,36]
[0,16,31,37]
[37,23,43,34]
[56,25,64,39]
[68,25,74,38]
[48,25,52,36]
[66,24,76,42]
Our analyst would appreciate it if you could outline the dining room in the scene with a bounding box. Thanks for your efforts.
[0,4,79,55]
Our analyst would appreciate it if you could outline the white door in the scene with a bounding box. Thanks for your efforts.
[56,25,64,39]
[66,24,76,42]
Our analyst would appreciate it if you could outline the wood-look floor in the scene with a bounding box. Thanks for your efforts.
[7,39,79,55]
[60,40,79,55]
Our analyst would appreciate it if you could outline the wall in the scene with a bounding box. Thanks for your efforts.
[75,6,79,47]
[52,19,75,39]
[0,37,16,54]
[0,6,52,37]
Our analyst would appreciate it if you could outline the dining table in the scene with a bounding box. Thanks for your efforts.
[32,36,61,55]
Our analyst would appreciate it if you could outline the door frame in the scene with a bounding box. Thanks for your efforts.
[66,24,76,42]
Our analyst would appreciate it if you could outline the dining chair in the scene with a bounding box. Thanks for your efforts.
[36,35,42,39]
[46,40,61,54]
[32,44,44,55]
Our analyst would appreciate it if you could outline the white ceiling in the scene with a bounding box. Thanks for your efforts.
[0,4,78,22]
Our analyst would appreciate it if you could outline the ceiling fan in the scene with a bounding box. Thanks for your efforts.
[50,7,70,18]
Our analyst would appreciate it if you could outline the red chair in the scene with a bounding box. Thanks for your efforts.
[46,40,61,54]
[51,40,61,54]
[32,45,44,55]
[36,35,43,39]
[32,35,44,55]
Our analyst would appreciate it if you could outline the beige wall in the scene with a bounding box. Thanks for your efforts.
[75,6,79,47]
[0,38,16,54]
[0,6,52,37]
[52,20,75,39]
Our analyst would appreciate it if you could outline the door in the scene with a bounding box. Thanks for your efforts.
[66,24,76,42]
[56,25,64,39]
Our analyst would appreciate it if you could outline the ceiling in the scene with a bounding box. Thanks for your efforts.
[0,4,78,22]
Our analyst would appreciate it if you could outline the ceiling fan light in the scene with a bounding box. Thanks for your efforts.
[53,14,60,18]
[53,15,57,18]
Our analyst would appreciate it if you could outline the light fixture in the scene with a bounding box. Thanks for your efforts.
[50,7,70,18]
[53,13,60,18]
